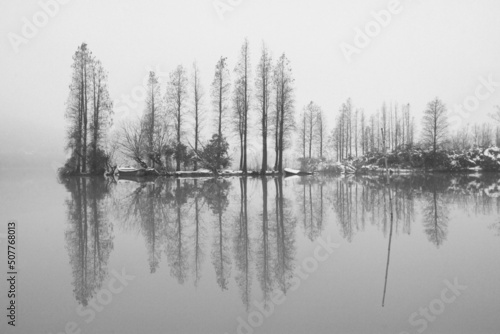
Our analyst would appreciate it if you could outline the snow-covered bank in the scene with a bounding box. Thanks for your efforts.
[316,147,500,174]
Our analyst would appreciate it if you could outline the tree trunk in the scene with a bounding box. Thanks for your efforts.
[274,103,279,171]
[278,93,285,172]
[149,83,155,168]
[194,104,198,170]
[261,73,267,174]
[218,72,223,166]
[176,104,181,172]
[308,112,313,159]
[243,51,248,174]
[92,71,100,174]
[76,90,82,173]
[82,59,88,174]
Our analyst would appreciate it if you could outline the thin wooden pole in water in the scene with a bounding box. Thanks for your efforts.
[382,173,394,307]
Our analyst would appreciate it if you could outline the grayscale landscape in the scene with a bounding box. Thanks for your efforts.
[1,1,500,333]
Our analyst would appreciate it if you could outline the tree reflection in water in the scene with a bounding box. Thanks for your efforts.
[256,177,273,304]
[422,181,449,248]
[62,177,114,306]
[61,174,500,307]
[296,178,325,241]
[192,179,207,287]
[203,179,232,290]
[234,178,252,308]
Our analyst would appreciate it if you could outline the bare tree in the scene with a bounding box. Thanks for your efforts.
[64,43,113,175]
[316,107,326,159]
[142,71,164,167]
[306,101,317,159]
[118,119,147,167]
[360,109,366,155]
[80,46,90,173]
[394,103,399,151]
[335,98,353,159]
[461,123,471,150]
[346,100,352,158]
[65,43,91,174]
[421,97,448,154]
[449,124,471,152]
[472,123,481,147]
[481,123,493,147]
[89,59,113,173]
[255,42,272,173]
[298,109,307,159]
[354,108,359,156]
[381,102,387,153]
[234,38,251,172]
[303,101,324,159]
[166,65,189,171]
[232,77,246,170]
[370,113,376,152]
[402,103,414,148]
[191,62,205,170]
[272,53,295,172]
[211,56,231,162]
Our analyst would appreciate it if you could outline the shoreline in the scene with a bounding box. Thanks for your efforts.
[59,166,500,181]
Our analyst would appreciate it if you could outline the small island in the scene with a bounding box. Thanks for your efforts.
[59,43,500,180]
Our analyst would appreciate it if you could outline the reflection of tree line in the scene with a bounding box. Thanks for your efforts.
[62,173,500,307]
[321,175,443,246]
[316,173,500,247]
[63,176,296,307]
[63,177,114,306]
[295,179,325,241]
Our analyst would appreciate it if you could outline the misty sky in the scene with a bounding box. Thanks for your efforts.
[1,0,500,163]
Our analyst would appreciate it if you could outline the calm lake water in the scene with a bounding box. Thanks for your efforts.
[1,170,500,334]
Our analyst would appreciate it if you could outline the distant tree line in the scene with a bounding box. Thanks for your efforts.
[319,96,500,163]
[325,99,415,161]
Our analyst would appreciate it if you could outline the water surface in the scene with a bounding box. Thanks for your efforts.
[1,170,499,334]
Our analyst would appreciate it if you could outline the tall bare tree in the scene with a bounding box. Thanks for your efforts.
[336,98,353,159]
[65,43,91,174]
[234,38,251,172]
[211,56,231,162]
[299,110,307,158]
[65,43,113,175]
[306,102,315,158]
[191,62,204,170]
[142,71,165,167]
[272,53,295,172]
[394,103,399,151]
[80,45,90,173]
[89,59,113,173]
[381,102,387,153]
[360,109,366,155]
[422,97,448,154]
[233,77,245,169]
[353,108,359,156]
[316,107,326,159]
[255,42,272,173]
[166,65,189,171]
